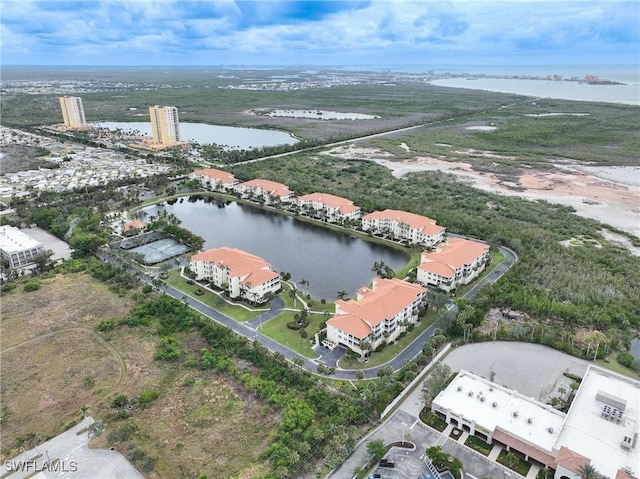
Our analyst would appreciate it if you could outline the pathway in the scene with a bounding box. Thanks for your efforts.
[98,241,516,380]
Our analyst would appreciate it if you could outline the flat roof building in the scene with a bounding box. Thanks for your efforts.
[432,366,639,479]
[0,225,45,269]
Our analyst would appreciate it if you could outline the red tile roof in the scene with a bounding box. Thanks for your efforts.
[191,168,236,183]
[492,429,557,468]
[332,278,425,331]
[554,446,591,471]
[326,314,371,340]
[122,220,147,231]
[419,237,489,273]
[191,247,274,280]
[363,209,445,236]
[297,192,359,210]
[236,179,292,198]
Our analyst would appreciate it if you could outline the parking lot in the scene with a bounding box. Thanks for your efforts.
[368,446,428,479]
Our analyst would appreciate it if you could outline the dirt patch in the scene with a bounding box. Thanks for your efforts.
[329,144,640,240]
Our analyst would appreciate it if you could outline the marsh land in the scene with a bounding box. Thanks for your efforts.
[1,66,638,479]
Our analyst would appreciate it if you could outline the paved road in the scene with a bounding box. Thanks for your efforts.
[99,242,516,380]
[0,417,144,479]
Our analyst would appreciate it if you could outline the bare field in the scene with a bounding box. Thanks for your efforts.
[1,274,278,477]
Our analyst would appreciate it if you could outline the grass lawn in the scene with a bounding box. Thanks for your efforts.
[261,311,326,358]
[165,270,262,322]
[596,357,640,379]
[338,309,439,369]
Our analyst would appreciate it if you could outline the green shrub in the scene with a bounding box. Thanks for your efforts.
[1,282,16,292]
[23,281,41,292]
[139,390,160,406]
[142,285,153,294]
[299,329,308,339]
[618,352,635,368]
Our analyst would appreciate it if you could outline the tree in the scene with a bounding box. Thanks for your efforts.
[300,278,309,296]
[425,445,450,469]
[422,363,452,405]
[578,464,599,479]
[366,439,386,461]
[336,290,348,300]
[32,250,54,274]
[24,431,41,453]
[79,405,89,418]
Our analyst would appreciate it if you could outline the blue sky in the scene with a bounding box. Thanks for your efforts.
[1,0,638,66]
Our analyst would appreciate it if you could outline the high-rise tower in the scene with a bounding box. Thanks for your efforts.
[149,105,181,145]
[59,96,88,128]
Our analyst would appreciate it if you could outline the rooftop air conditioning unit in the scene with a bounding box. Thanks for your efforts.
[547,427,554,434]
[468,391,474,397]
[492,402,498,408]
[513,411,519,418]
[527,418,533,424]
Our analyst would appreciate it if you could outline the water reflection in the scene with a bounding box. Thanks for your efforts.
[143,199,409,299]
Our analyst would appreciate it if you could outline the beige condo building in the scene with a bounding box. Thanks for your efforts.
[149,105,181,145]
[59,96,88,129]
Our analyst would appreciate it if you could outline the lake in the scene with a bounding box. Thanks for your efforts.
[142,199,409,300]
[94,121,298,150]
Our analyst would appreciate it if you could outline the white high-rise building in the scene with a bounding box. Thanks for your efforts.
[59,96,88,129]
[149,105,181,145]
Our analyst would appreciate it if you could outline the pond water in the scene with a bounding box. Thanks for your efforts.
[94,121,298,150]
[251,109,380,120]
[142,199,409,300]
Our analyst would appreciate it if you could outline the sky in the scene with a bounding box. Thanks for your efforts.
[1,0,639,67]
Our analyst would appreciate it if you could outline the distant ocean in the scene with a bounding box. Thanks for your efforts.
[344,64,640,84]
[342,64,639,105]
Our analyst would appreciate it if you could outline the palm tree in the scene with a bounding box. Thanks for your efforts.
[25,431,41,454]
[79,405,89,418]
[336,290,348,301]
[300,279,309,296]
[578,464,599,479]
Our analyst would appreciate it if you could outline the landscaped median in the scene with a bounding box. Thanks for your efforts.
[164,270,264,322]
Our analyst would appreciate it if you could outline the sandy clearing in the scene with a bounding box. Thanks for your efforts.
[326,145,640,241]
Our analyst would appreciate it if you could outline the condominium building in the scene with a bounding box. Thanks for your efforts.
[59,96,88,129]
[326,278,426,356]
[0,225,45,269]
[149,105,181,145]
[189,247,281,303]
[234,179,294,205]
[295,192,361,224]
[361,209,446,246]
[417,237,490,292]
[189,168,238,191]
[432,366,639,479]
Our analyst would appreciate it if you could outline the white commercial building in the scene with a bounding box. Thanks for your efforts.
[432,366,639,479]
[0,225,45,269]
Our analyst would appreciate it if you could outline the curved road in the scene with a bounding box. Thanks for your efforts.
[100,243,516,380]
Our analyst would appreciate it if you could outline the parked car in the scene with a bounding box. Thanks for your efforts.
[379,458,395,468]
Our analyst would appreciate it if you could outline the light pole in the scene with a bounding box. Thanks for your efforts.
[401,421,407,446]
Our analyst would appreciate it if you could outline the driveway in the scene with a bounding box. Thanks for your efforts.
[0,417,144,479]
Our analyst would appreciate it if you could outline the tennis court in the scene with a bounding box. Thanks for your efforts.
[128,238,190,264]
